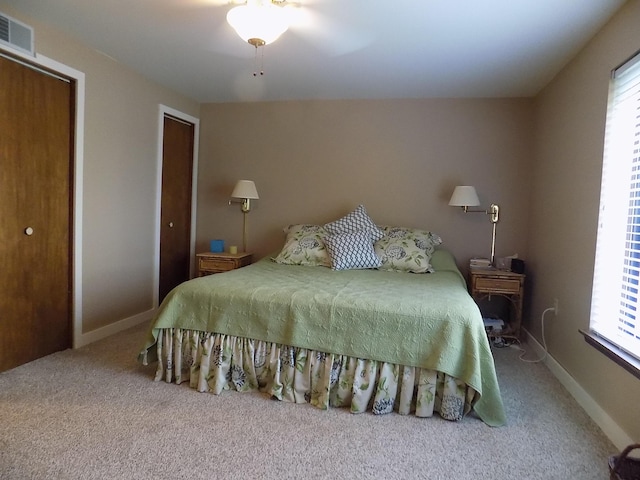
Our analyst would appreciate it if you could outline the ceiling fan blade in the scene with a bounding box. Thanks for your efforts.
[286,5,374,56]
[207,21,260,58]
[178,0,237,7]
[187,2,259,58]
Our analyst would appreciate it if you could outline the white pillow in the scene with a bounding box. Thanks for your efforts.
[324,231,382,271]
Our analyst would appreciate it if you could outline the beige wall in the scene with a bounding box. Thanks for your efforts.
[0,5,200,333]
[197,98,534,270]
[530,1,640,443]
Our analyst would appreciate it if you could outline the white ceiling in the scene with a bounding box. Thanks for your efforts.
[2,0,627,103]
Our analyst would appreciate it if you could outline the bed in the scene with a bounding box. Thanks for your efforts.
[140,210,506,427]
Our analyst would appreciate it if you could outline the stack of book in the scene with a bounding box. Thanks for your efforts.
[483,317,504,333]
[470,257,492,269]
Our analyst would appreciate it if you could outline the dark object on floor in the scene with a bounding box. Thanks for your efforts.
[609,444,640,480]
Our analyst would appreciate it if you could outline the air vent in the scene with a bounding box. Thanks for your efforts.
[0,12,34,56]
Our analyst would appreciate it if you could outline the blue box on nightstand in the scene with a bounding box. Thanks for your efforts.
[210,239,224,253]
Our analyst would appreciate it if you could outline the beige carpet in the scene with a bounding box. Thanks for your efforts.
[0,323,616,479]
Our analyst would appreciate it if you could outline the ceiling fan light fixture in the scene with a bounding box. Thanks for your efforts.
[227,1,290,46]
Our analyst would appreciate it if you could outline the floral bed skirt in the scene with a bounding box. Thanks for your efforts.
[153,328,479,421]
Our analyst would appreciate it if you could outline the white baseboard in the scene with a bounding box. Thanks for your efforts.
[523,328,634,450]
[74,308,155,348]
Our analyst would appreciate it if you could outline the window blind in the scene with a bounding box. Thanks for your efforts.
[590,51,640,361]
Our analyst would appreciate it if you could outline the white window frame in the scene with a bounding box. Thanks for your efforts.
[587,50,640,376]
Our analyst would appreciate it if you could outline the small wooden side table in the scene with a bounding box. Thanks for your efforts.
[469,268,525,340]
[196,252,253,277]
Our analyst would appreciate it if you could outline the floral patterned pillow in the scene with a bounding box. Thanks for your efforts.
[272,224,331,267]
[374,226,443,273]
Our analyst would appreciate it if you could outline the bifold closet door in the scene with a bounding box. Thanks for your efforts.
[158,115,194,303]
[0,54,73,372]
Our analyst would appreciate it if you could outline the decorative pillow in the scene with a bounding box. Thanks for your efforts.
[324,231,382,271]
[374,226,443,273]
[272,224,331,267]
[324,205,384,242]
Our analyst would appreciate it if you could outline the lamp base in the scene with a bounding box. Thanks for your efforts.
[490,222,496,266]
[242,210,248,253]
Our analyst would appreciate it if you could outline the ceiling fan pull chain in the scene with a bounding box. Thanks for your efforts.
[252,44,266,77]
[253,46,258,76]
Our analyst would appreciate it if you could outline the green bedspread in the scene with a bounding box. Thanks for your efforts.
[141,249,506,426]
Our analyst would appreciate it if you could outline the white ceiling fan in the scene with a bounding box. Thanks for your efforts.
[204,0,374,57]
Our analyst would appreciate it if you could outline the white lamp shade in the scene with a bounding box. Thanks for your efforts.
[226,2,290,45]
[231,180,259,199]
[449,186,480,207]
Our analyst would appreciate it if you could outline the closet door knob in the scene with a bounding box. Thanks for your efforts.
[168,222,174,228]
[24,227,34,236]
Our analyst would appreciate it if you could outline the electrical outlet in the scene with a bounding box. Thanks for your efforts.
[553,298,559,315]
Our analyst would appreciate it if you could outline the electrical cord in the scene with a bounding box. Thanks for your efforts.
[508,307,554,363]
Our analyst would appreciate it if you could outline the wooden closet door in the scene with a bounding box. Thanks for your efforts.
[159,115,194,302]
[0,55,73,372]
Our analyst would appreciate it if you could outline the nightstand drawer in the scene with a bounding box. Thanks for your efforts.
[474,277,521,294]
[199,257,237,272]
[196,252,253,277]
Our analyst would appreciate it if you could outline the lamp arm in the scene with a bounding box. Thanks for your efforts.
[458,203,499,222]
[460,206,486,214]
[229,198,252,213]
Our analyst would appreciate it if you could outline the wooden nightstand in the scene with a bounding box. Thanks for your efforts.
[469,268,525,340]
[196,252,253,277]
